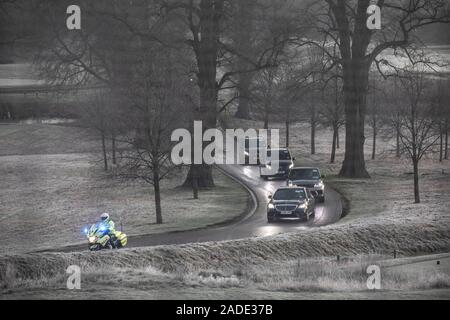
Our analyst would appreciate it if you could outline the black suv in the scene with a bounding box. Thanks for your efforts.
[267,187,316,223]
[260,148,295,180]
[287,167,325,203]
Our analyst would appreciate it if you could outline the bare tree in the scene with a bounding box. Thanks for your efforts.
[279,62,311,147]
[282,46,325,155]
[367,76,389,160]
[79,90,113,171]
[164,0,296,188]
[115,50,189,224]
[252,66,279,129]
[394,69,440,203]
[232,0,257,119]
[300,0,450,178]
[319,73,345,163]
[232,0,303,120]
[433,78,450,162]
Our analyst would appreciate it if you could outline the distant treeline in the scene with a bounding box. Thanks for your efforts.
[0,95,83,120]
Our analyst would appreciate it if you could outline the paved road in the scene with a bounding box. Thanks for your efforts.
[52,164,343,253]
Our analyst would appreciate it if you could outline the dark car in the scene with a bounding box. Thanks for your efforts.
[260,148,295,180]
[287,167,325,203]
[267,187,315,223]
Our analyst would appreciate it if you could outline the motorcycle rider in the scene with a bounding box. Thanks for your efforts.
[100,212,117,248]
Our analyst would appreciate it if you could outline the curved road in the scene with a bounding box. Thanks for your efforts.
[54,164,343,253]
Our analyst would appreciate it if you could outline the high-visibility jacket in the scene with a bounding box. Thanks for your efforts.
[103,219,116,234]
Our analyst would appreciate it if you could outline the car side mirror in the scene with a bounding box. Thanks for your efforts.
[292,157,296,161]
[321,174,325,179]
[268,194,272,199]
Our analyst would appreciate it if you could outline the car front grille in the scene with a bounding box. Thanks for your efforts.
[296,184,315,188]
[275,204,297,212]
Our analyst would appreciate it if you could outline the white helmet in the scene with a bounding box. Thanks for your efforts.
[100,212,110,221]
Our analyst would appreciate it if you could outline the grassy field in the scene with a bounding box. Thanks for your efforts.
[0,123,249,254]
[1,248,449,299]
[1,119,449,298]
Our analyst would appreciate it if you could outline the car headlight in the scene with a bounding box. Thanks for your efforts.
[289,163,294,169]
[268,203,275,209]
[88,236,97,243]
[298,203,306,209]
[314,182,324,188]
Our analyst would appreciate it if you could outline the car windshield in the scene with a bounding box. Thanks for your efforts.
[290,168,320,180]
[273,188,306,200]
[267,149,291,160]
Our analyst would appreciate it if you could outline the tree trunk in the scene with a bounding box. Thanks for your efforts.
[153,169,163,224]
[335,0,372,178]
[264,111,269,129]
[235,75,252,119]
[339,61,370,178]
[192,165,199,199]
[396,124,400,158]
[336,126,340,149]
[101,132,108,171]
[331,125,338,163]
[310,111,316,155]
[183,91,216,188]
[182,0,223,189]
[111,132,117,165]
[445,120,448,160]
[439,122,443,162]
[183,80,217,188]
[183,163,214,189]
[371,125,376,160]
[413,159,420,203]
[285,119,290,147]
[233,0,255,119]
